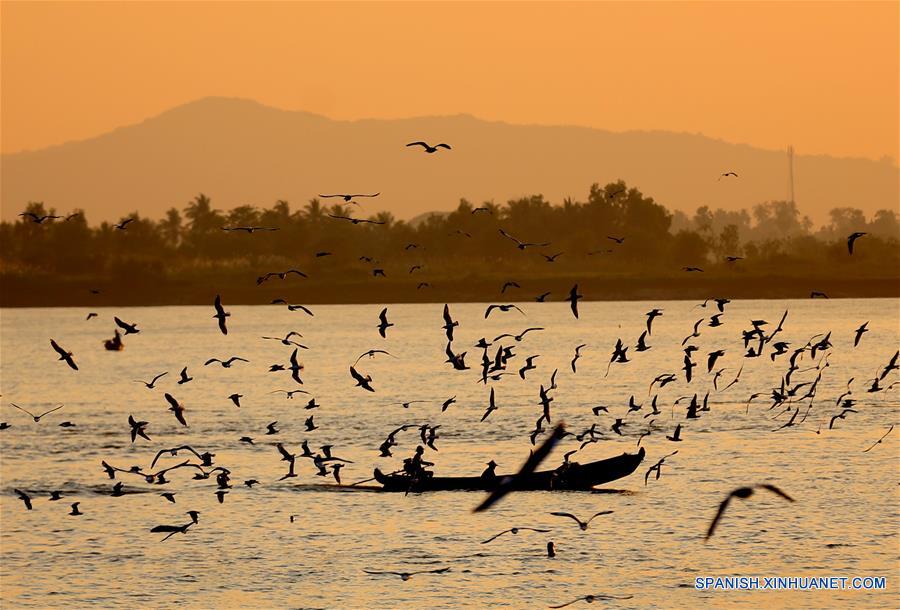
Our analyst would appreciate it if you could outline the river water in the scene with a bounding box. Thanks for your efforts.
[1,299,897,609]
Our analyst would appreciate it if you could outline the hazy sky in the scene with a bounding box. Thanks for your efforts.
[2,1,897,161]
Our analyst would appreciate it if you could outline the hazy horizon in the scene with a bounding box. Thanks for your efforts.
[3,2,897,161]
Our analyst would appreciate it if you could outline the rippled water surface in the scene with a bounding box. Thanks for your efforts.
[1,299,898,609]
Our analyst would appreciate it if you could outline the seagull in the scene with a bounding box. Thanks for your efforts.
[705,484,795,539]
[113,217,135,230]
[134,372,168,389]
[853,322,868,347]
[85,312,98,320]
[863,425,894,453]
[847,232,866,255]
[406,141,451,153]
[718,171,739,180]
[164,393,188,427]
[261,331,307,348]
[176,367,193,384]
[14,489,33,510]
[549,594,634,608]
[204,356,249,368]
[266,421,279,435]
[549,511,614,531]
[501,281,520,293]
[19,212,61,224]
[287,349,305,384]
[9,403,64,422]
[494,327,544,343]
[50,339,78,370]
[211,295,231,335]
[571,344,587,373]
[113,316,139,335]
[328,214,384,225]
[644,450,678,485]
[350,366,375,392]
[69,502,82,516]
[607,236,625,244]
[441,396,457,412]
[377,308,394,338]
[475,423,567,512]
[352,349,397,366]
[256,269,307,284]
[535,291,551,302]
[636,331,651,352]
[128,415,151,442]
[481,527,551,544]
[518,355,539,379]
[566,284,583,319]
[442,304,459,340]
[160,492,177,503]
[645,309,663,335]
[319,193,380,202]
[228,393,243,408]
[222,225,279,233]
[363,567,451,580]
[829,409,857,429]
[541,252,564,262]
[481,387,498,421]
[498,228,550,250]
[269,389,311,400]
[484,304,525,318]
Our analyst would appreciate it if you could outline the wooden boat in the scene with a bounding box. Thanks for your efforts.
[373,447,645,492]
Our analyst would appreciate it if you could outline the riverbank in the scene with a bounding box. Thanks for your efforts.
[1,271,897,307]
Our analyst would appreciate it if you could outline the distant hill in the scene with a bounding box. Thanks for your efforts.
[2,97,897,224]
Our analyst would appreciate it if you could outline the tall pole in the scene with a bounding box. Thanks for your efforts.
[788,145,795,205]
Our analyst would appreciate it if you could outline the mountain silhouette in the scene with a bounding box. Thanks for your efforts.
[2,97,896,224]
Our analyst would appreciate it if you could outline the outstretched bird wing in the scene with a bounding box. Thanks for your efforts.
[475,423,565,512]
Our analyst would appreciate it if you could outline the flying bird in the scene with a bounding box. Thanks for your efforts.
[377,308,393,338]
[350,366,375,392]
[549,511,614,531]
[319,193,380,201]
[9,403,64,422]
[498,228,550,250]
[406,141,451,153]
[705,484,795,539]
[213,295,230,335]
[50,339,78,370]
[363,567,451,580]
[481,527,551,544]
[164,393,188,427]
[847,232,866,255]
[113,316,140,335]
[566,284,582,319]
[474,423,566,512]
[134,372,168,389]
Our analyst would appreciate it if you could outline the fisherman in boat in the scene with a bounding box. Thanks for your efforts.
[403,445,434,480]
[481,460,498,485]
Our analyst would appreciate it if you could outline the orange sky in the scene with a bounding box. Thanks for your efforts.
[2,1,897,161]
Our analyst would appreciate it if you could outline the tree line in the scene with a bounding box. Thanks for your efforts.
[2,180,897,284]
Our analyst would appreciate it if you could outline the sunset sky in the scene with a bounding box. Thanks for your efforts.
[2,1,897,161]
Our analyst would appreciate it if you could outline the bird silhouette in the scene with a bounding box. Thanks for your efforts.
[705,484,795,539]
[50,339,78,370]
[406,141,451,153]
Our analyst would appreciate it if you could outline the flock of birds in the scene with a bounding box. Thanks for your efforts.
[6,143,898,607]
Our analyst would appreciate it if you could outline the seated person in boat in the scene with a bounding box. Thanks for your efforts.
[403,445,434,479]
